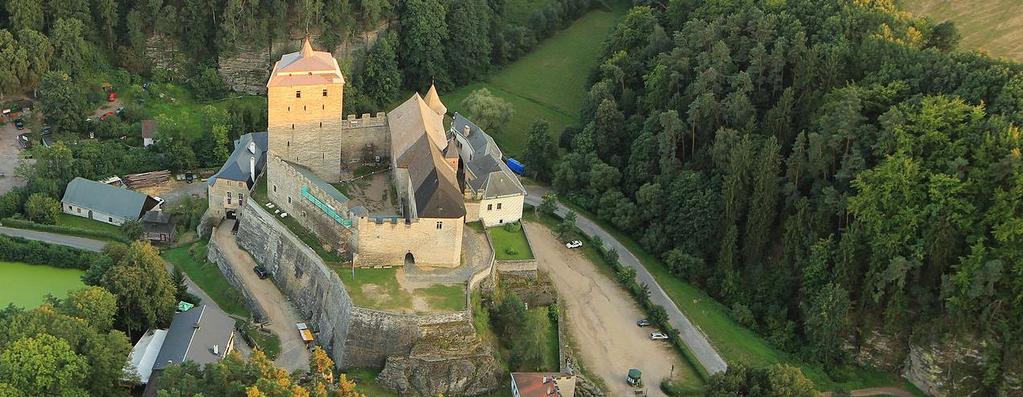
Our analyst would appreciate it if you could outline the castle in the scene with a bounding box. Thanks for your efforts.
[210,38,525,267]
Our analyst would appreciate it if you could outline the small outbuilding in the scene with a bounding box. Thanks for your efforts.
[61,177,158,226]
[511,372,576,397]
[141,209,176,242]
[142,120,156,147]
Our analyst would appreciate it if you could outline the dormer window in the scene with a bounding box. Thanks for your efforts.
[295,91,301,98]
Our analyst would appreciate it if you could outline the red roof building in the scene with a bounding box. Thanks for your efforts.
[510,373,576,397]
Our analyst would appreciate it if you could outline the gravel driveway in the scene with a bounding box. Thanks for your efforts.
[524,222,684,396]
[214,220,310,372]
[0,123,27,195]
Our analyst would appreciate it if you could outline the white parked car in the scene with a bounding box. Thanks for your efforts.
[565,240,583,249]
[650,332,668,340]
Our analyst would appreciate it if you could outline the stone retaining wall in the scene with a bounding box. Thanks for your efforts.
[205,199,503,395]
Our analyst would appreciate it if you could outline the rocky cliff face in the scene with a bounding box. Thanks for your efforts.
[377,321,502,396]
[218,26,390,95]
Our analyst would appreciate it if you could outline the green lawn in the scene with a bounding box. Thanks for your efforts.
[237,320,282,359]
[119,81,265,141]
[489,223,535,260]
[0,262,84,308]
[902,0,1023,62]
[419,284,466,312]
[444,3,628,157]
[56,213,124,236]
[162,241,252,318]
[557,202,921,392]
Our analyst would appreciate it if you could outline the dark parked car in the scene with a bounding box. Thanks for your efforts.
[636,319,651,327]
[253,265,269,279]
[14,119,24,130]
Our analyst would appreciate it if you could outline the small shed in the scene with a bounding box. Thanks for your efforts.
[141,209,176,242]
[142,120,156,147]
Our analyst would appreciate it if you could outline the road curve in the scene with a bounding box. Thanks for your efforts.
[523,186,729,375]
[0,225,108,252]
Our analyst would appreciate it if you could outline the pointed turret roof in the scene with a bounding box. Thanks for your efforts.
[424,83,447,116]
[267,37,344,87]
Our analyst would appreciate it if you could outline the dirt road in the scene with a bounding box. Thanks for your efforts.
[524,222,684,396]
[0,123,27,195]
[214,220,310,372]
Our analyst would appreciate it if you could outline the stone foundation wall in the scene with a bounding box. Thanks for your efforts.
[356,216,464,267]
[267,157,356,256]
[231,200,501,397]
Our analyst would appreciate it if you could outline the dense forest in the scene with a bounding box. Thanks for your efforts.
[550,0,1023,392]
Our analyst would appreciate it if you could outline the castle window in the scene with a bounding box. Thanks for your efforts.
[288,197,292,204]
[273,185,277,192]
[497,203,502,210]
[239,193,244,205]
[322,104,324,110]
[487,204,492,211]
[436,221,443,230]
[319,122,322,128]
[291,124,294,130]
[322,89,328,97]
[287,141,290,147]
[288,106,290,111]
[296,91,301,98]
[304,105,307,111]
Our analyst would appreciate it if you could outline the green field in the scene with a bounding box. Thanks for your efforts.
[336,266,465,312]
[162,241,252,318]
[444,3,628,157]
[901,0,1023,62]
[0,262,85,308]
[488,223,535,260]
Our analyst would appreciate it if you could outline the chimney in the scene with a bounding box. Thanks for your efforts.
[250,156,256,182]
[248,141,256,154]
[463,125,471,136]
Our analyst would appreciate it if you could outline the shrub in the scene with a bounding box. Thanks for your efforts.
[0,235,101,270]
[503,222,522,232]
[731,303,756,328]
[505,247,519,256]
[24,193,61,224]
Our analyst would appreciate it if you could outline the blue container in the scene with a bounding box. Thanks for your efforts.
[506,158,525,175]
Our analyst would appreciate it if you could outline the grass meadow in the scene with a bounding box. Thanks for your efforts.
[901,0,1023,62]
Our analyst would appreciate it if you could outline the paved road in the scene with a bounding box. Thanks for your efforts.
[0,225,108,252]
[214,220,310,372]
[524,186,729,375]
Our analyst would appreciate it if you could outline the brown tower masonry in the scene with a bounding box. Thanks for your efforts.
[266,37,345,182]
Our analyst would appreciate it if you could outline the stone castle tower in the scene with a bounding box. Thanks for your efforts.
[266,37,346,182]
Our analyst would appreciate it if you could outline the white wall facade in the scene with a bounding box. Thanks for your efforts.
[477,194,524,227]
[62,202,129,226]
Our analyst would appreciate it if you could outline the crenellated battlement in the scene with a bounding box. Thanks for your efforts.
[341,112,387,129]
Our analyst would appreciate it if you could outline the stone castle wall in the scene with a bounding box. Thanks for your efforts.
[356,216,465,267]
[229,200,499,390]
[267,157,356,257]
[267,81,345,183]
[339,113,390,165]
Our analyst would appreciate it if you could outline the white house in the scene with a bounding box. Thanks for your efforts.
[61,177,158,226]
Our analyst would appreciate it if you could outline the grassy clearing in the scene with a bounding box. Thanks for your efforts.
[557,201,919,392]
[488,223,535,260]
[336,267,412,311]
[118,81,265,141]
[418,284,466,312]
[444,4,628,157]
[56,213,124,236]
[530,307,561,371]
[162,241,252,318]
[901,0,1023,62]
[0,262,84,308]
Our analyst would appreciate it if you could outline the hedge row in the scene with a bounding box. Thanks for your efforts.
[1,218,129,244]
[0,234,101,270]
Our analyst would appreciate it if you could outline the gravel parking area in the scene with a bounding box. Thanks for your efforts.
[0,123,27,195]
[524,222,684,397]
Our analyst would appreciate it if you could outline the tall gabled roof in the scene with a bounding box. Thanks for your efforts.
[424,83,447,116]
[389,92,448,159]
[396,134,465,219]
[267,37,344,87]
[61,177,153,220]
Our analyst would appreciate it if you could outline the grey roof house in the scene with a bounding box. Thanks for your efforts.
[451,113,526,199]
[141,305,235,396]
[208,131,269,188]
[141,209,176,242]
[61,177,158,226]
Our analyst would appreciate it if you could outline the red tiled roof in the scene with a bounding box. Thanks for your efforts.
[512,373,564,397]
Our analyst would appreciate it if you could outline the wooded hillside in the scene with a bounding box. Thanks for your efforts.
[553,0,1023,392]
